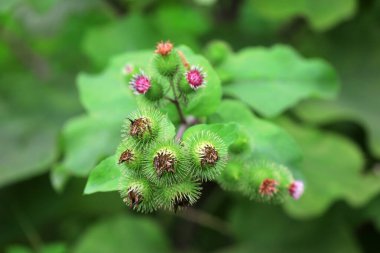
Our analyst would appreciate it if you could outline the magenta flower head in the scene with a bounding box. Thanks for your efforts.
[185,66,206,89]
[130,72,151,94]
[288,180,304,200]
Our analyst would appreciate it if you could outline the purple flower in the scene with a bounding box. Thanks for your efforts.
[289,180,304,200]
[185,66,206,89]
[130,72,151,94]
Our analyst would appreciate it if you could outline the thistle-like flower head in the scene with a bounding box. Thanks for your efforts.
[153,149,177,177]
[130,72,151,94]
[289,180,304,200]
[184,131,227,181]
[155,41,174,56]
[118,149,135,164]
[157,180,201,212]
[185,66,206,89]
[259,178,279,197]
[119,170,156,213]
[143,141,188,186]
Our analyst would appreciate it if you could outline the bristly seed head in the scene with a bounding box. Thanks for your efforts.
[125,188,142,208]
[173,195,190,212]
[200,144,219,167]
[118,149,135,164]
[130,72,151,94]
[153,150,176,177]
[259,179,278,197]
[129,117,152,137]
[155,41,173,56]
[289,180,304,200]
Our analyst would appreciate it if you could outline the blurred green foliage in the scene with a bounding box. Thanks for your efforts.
[1,0,379,252]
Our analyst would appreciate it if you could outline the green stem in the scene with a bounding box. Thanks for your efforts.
[174,207,232,236]
[169,79,187,124]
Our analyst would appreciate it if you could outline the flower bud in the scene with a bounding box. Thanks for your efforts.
[217,158,244,191]
[204,40,232,66]
[119,170,156,213]
[259,179,279,197]
[116,139,143,171]
[143,141,188,186]
[155,41,173,56]
[228,129,250,154]
[130,72,151,94]
[288,180,304,200]
[240,161,294,204]
[122,64,134,75]
[122,107,172,144]
[184,131,227,181]
[157,180,201,212]
[185,66,206,89]
[145,77,164,101]
[153,41,180,77]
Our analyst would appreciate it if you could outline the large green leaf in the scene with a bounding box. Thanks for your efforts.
[83,14,160,67]
[59,52,155,177]
[279,119,380,218]
[152,5,210,50]
[183,123,239,147]
[293,5,380,158]
[247,0,357,31]
[73,215,171,253]
[84,156,120,194]
[6,243,67,253]
[220,45,339,118]
[0,74,79,187]
[211,100,301,168]
[228,201,361,253]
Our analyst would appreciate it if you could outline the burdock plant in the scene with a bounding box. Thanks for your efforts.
[85,41,305,213]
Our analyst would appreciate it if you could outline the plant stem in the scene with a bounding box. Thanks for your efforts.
[175,116,198,141]
[169,79,187,124]
[174,207,232,236]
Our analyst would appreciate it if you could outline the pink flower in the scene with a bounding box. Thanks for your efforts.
[130,72,151,94]
[259,178,278,197]
[122,64,134,75]
[185,66,206,89]
[155,41,173,56]
[288,180,304,200]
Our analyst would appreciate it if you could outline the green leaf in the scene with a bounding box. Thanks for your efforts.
[295,98,380,158]
[6,243,67,253]
[0,0,21,13]
[364,196,380,232]
[0,115,58,187]
[229,201,361,253]
[83,14,160,67]
[248,0,357,31]
[279,118,380,218]
[60,116,122,176]
[152,5,210,50]
[183,123,239,147]
[59,51,154,176]
[73,215,171,253]
[211,100,301,168]
[0,73,80,187]
[292,8,380,158]
[221,45,339,117]
[84,156,120,194]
